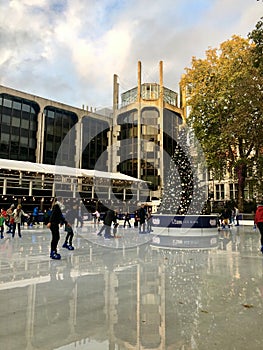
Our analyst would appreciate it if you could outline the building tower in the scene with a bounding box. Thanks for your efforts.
[111,61,184,200]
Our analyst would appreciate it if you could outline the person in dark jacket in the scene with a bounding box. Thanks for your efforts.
[62,204,78,250]
[123,212,131,228]
[97,208,117,239]
[48,197,66,259]
[254,201,263,254]
[138,204,147,233]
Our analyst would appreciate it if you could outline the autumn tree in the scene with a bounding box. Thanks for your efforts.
[181,35,263,212]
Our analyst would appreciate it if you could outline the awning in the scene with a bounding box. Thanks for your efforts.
[0,158,143,182]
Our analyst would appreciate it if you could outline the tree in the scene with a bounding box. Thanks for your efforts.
[248,17,263,74]
[181,35,263,212]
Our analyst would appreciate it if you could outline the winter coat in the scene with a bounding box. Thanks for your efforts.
[13,208,27,224]
[138,207,147,223]
[255,205,263,225]
[49,203,66,225]
[103,209,116,226]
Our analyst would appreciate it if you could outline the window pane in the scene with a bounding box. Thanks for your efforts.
[3,98,12,108]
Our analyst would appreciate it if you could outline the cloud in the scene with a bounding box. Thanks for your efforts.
[0,0,261,109]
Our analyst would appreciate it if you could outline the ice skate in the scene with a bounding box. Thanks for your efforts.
[50,251,61,260]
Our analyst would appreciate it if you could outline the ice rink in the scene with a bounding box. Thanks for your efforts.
[0,222,263,350]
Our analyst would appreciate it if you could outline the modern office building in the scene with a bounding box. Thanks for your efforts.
[110,61,184,200]
[0,85,146,211]
[0,85,110,168]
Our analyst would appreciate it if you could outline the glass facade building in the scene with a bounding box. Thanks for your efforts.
[0,88,111,171]
[0,94,39,162]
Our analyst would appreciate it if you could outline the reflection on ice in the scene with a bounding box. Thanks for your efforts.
[0,225,263,349]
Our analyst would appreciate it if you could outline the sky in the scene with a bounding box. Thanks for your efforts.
[0,0,262,111]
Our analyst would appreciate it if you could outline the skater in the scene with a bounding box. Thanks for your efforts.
[12,204,29,238]
[138,204,147,233]
[134,210,139,228]
[97,208,116,239]
[220,207,232,229]
[93,209,100,225]
[123,212,131,228]
[62,204,78,250]
[234,206,240,226]
[32,206,40,225]
[113,210,119,237]
[47,197,66,260]
[6,204,15,234]
[254,200,263,254]
[0,209,6,239]
[146,208,153,233]
[63,224,75,250]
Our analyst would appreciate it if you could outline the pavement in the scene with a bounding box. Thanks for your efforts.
[0,222,263,350]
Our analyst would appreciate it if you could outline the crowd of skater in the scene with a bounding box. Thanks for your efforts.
[0,199,154,260]
[2,197,263,258]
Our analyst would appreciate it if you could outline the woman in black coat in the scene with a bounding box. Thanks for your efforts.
[48,198,66,259]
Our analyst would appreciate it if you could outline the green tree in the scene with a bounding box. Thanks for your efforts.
[181,35,263,211]
[248,17,263,74]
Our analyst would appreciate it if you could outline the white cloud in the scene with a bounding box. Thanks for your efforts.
[0,0,261,109]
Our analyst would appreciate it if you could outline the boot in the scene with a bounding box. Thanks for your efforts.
[50,251,61,260]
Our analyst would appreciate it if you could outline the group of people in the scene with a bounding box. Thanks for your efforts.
[216,200,263,255]
[3,197,263,258]
[218,206,239,229]
[0,198,154,260]
[96,204,153,239]
[0,204,46,239]
[47,198,79,260]
[0,204,29,238]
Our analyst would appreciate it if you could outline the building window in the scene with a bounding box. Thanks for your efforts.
[82,117,109,170]
[229,183,238,200]
[117,110,139,178]
[141,83,159,100]
[216,184,225,200]
[43,107,78,166]
[0,94,39,161]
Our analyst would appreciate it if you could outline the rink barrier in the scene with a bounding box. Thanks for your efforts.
[150,214,219,249]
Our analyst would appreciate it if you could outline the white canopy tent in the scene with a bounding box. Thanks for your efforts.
[0,158,144,182]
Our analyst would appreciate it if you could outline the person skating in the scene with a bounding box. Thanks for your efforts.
[62,223,75,250]
[97,208,116,239]
[123,212,131,228]
[12,204,29,238]
[6,204,15,234]
[62,204,78,250]
[0,209,6,239]
[254,200,263,254]
[138,204,147,233]
[32,206,40,225]
[146,208,153,233]
[47,197,66,260]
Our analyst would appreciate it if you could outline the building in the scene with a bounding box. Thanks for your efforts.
[0,84,110,168]
[111,61,184,201]
[0,85,147,212]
